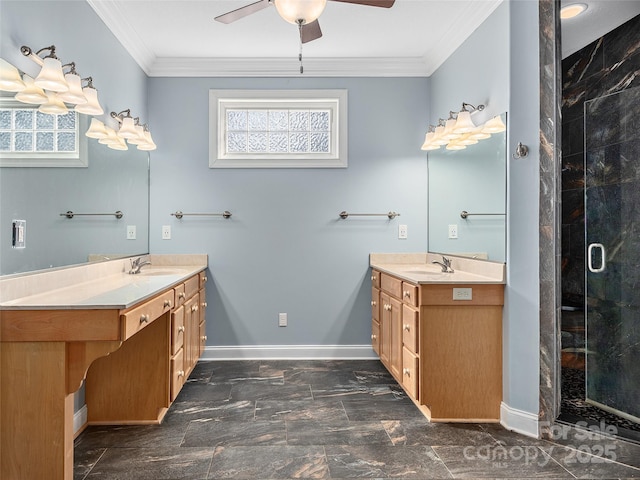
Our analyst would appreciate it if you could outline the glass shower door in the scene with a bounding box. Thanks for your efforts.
[584,86,640,424]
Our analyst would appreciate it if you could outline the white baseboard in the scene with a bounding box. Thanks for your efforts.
[500,402,539,438]
[201,344,378,360]
[74,404,88,435]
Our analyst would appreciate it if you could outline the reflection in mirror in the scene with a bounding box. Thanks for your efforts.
[428,112,507,262]
[0,58,150,276]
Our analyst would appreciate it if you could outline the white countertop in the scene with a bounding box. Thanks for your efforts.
[370,253,505,284]
[0,255,207,310]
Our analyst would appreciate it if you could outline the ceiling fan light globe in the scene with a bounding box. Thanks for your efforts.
[274,0,327,25]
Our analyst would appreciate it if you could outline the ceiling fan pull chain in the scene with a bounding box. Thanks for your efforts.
[298,19,304,74]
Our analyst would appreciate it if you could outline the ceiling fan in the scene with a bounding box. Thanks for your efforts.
[215,0,396,44]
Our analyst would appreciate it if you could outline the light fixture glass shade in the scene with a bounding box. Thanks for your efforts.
[468,125,491,140]
[0,59,26,92]
[39,93,68,115]
[431,125,449,146]
[15,75,47,104]
[456,133,479,146]
[117,117,139,139]
[482,115,506,133]
[85,118,109,139]
[137,130,157,151]
[98,126,120,145]
[445,142,466,151]
[74,87,103,115]
[274,0,327,24]
[442,118,460,140]
[420,132,435,150]
[57,73,87,105]
[34,57,69,92]
[127,125,146,145]
[560,3,587,19]
[453,110,476,133]
[108,136,128,150]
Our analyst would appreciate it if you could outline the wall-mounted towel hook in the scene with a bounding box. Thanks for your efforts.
[513,142,529,159]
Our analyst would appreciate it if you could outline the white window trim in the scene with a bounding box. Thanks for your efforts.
[209,89,348,169]
[0,99,88,168]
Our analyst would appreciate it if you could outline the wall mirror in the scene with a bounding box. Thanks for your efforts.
[427,112,507,262]
[0,59,150,276]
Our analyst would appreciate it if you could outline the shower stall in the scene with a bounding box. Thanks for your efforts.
[584,85,640,427]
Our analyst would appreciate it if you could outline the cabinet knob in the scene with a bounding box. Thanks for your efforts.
[202,302,208,308]
[178,292,186,299]
[178,326,185,333]
[371,300,377,306]
[177,370,185,377]
[371,275,377,281]
[384,304,391,311]
[203,276,208,283]
[164,300,172,308]
[403,291,410,298]
[403,324,410,331]
[192,305,199,312]
[403,368,410,376]
[139,314,149,324]
[201,335,208,341]
[371,334,377,340]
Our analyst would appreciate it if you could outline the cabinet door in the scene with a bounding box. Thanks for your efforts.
[183,294,199,376]
[371,320,380,355]
[380,292,391,367]
[389,296,403,379]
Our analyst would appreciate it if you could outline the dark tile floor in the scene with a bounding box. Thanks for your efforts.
[74,360,640,479]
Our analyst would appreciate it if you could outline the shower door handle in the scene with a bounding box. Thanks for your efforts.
[588,243,606,273]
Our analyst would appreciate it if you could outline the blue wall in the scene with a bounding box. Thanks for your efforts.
[148,77,429,353]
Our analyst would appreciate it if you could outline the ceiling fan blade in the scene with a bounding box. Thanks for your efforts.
[214,0,272,24]
[329,0,395,8]
[300,20,323,44]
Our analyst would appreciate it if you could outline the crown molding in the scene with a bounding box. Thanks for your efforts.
[149,56,430,77]
[87,0,156,75]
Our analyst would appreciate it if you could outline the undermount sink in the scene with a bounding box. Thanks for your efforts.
[136,268,188,276]
[398,266,444,275]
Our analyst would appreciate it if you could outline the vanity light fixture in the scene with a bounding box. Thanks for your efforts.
[421,101,501,153]
[20,44,104,115]
[0,58,26,92]
[109,109,157,151]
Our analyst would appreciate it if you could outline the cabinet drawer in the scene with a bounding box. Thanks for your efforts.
[171,305,185,356]
[402,304,419,354]
[402,347,419,400]
[121,290,174,340]
[199,289,207,325]
[175,284,187,307]
[199,271,208,288]
[381,273,402,299]
[402,282,419,307]
[370,269,381,288]
[371,287,380,322]
[371,319,380,355]
[170,348,185,402]
[184,275,200,301]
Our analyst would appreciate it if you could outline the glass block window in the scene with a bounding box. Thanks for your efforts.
[210,90,347,168]
[0,100,86,167]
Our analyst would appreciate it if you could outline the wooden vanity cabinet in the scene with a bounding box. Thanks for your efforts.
[371,269,504,422]
[86,272,207,424]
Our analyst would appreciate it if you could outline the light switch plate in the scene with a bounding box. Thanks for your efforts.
[162,225,171,240]
[279,312,287,327]
[398,224,408,239]
[448,224,458,239]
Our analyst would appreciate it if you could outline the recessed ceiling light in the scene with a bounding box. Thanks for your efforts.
[560,3,588,19]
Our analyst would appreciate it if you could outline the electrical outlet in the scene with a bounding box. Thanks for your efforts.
[126,225,136,240]
[162,225,171,240]
[453,287,472,301]
[278,312,287,327]
[398,224,408,239]
[448,224,458,239]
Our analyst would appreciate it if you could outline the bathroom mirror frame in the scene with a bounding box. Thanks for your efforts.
[427,112,507,263]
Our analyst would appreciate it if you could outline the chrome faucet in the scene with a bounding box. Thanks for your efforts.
[432,255,454,273]
[129,256,151,274]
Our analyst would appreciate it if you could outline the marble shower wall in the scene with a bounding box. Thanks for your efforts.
[561,14,640,306]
